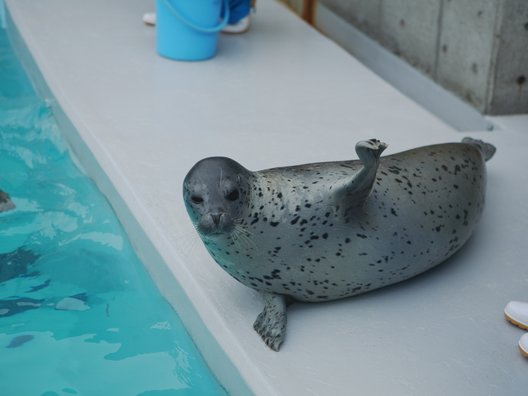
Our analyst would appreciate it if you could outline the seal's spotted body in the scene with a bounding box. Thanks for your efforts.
[183,138,495,350]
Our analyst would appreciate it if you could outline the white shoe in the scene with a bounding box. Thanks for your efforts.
[143,12,156,26]
[222,15,251,34]
[519,333,528,358]
[504,301,528,330]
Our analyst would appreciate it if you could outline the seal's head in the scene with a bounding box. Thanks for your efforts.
[183,157,252,237]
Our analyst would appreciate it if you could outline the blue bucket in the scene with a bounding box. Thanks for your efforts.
[156,0,230,61]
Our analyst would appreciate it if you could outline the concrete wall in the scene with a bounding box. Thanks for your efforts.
[280,0,305,15]
[488,0,528,114]
[284,0,528,115]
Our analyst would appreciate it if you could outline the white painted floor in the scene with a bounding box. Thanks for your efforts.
[5,0,528,394]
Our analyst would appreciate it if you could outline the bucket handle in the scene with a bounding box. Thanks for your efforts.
[161,0,230,33]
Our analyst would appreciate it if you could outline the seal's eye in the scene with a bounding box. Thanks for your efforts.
[225,189,239,201]
[191,195,204,204]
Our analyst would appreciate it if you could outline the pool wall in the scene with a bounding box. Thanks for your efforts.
[4,7,256,396]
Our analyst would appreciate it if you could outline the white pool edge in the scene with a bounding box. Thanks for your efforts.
[4,7,271,396]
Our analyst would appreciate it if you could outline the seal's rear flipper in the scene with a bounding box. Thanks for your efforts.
[462,137,496,162]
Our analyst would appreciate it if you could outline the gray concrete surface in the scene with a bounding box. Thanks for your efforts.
[489,1,528,114]
[313,2,494,132]
[381,0,441,75]
[435,0,499,111]
[316,0,528,115]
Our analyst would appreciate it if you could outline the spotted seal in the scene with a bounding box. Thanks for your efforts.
[183,138,495,351]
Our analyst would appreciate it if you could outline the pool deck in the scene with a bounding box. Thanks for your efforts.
[5,0,528,394]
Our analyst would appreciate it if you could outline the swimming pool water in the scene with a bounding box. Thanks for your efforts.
[0,28,227,395]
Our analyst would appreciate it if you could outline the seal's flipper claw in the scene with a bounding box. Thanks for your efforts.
[253,292,287,351]
[355,139,388,165]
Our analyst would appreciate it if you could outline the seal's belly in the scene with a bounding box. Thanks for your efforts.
[208,144,487,302]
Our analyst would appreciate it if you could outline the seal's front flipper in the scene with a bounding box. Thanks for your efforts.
[253,292,287,351]
[337,139,388,211]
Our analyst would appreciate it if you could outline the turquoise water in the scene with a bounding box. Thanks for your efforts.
[0,30,226,395]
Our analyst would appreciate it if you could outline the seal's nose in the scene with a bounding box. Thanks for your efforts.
[211,213,222,226]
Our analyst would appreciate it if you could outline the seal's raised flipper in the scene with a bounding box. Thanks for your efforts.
[253,292,287,351]
[336,139,388,211]
[462,137,496,162]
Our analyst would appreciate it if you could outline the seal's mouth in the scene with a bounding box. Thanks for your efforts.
[196,212,234,237]
[197,226,235,240]
[198,226,225,237]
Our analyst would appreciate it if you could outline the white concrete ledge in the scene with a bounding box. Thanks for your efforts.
[5,0,528,394]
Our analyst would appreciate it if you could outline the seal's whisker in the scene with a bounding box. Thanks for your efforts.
[229,225,242,250]
[233,224,258,252]
[233,222,251,237]
[233,221,252,236]
[231,231,243,252]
